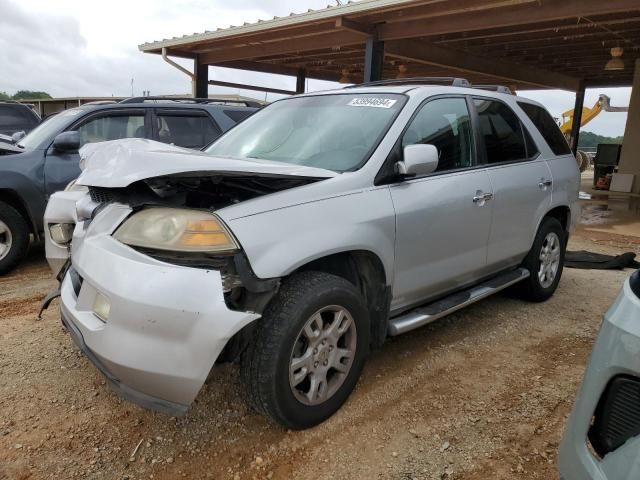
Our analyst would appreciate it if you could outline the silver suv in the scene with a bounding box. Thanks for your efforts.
[47,78,579,429]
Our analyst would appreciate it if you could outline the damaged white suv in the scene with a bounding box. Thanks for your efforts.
[45,79,579,429]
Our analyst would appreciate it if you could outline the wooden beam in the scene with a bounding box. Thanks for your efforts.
[335,17,374,36]
[199,31,365,64]
[218,60,339,82]
[207,80,295,96]
[378,0,640,41]
[385,39,582,90]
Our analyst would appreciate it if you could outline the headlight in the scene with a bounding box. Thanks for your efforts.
[64,179,88,193]
[113,208,238,253]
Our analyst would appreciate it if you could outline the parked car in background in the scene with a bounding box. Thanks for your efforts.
[0,96,258,274]
[559,269,640,480]
[50,78,579,429]
[0,101,40,142]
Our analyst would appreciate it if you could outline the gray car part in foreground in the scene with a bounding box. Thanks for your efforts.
[558,270,640,480]
[49,82,580,427]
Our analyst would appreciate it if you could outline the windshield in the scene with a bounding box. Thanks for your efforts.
[206,93,405,172]
[18,108,84,150]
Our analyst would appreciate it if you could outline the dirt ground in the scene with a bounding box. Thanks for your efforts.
[2,193,640,480]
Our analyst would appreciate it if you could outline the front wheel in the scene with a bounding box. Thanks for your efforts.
[241,271,370,429]
[516,217,566,302]
[0,201,30,275]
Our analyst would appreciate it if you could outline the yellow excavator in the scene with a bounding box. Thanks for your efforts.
[559,94,628,172]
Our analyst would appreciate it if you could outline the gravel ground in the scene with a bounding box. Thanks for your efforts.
[1,214,638,480]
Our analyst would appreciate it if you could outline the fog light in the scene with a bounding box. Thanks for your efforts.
[92,292,111,322]
[49,223,74,245]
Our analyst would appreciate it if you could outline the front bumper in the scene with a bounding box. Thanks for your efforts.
[558,275,640,480]
[60,203,259,414]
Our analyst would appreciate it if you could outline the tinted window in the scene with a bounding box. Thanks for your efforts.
[0,104,38,129]
[474,99,528,164]
[77,114,145,147]
[224,109,254,123]
[157,112,220,149]
[518,101,572,155]
[402,97,474,172]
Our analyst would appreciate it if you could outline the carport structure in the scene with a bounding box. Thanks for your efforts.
[140,0,640,181]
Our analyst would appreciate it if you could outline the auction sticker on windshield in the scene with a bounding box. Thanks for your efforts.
[347,98,397,108]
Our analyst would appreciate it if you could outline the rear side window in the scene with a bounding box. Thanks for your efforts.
[156,111,221,149]
[518,102,572,155]
[0,105,38,129]
[474,98,533,164]
[224,109,254,123]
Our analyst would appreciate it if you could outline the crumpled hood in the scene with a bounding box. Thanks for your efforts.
[76,138,337,188]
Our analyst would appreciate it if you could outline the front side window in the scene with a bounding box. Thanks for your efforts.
[474,99,530,164]
[518,101,571,156]
[76,113,145,147]
[402,97,474,172]
[206,93,405,172]
[156,112,220,149]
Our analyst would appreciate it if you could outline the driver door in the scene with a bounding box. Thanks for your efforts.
[389,96,494,312]
[43,109,149,196]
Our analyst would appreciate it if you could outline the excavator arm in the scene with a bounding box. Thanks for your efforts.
[559,95,628,134]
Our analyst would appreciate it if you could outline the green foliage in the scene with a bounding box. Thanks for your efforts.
[578,131,623,149]
[11,90,52,100]
[0,91,11,101]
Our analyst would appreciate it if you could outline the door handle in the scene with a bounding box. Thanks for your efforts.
[473,192,493,203]
[538,179,552,188]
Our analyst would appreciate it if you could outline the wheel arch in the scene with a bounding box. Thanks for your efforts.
[0,188,36,235]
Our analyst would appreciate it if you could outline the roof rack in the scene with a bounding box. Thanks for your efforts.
[346,77,471,89]
[472,85,513,95]
[119,96,262,108]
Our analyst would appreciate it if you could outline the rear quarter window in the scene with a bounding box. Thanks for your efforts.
[518,102,572,156]
[223,109,255,123]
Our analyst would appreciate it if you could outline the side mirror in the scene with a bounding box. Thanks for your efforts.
[11,131,25,144]
[53,131,80,153]
[395,144,439,177]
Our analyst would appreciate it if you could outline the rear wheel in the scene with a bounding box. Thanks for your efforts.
[241,271,370,429]
[0,201,30,275]
[516,217,565,302]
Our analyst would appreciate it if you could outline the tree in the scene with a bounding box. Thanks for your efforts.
[578,131,624,149]
[0,91,11,101]
[11,90,52,100]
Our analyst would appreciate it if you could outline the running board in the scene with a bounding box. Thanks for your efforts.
[388,268,530,336]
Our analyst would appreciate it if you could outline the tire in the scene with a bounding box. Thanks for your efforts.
[516,217,565,302]
[0,201,30,275]
[576,150,590,173]
[241,271,370,429]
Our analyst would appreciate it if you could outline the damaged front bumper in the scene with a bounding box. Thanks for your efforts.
[60,203,260,415]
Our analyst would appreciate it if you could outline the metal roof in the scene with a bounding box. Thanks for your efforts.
[140,0,640,90]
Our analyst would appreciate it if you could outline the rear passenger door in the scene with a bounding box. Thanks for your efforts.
[472,97,552,270]
[152,109,222,150]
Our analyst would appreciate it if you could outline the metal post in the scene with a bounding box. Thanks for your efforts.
[296,69,306,94]
[194,58,209,98]
[571,83,585,155]
[364,36,384,83]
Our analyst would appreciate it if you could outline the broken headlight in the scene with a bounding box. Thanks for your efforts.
[114,207,238,253]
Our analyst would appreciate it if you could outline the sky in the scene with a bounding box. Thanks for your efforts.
[0,0,632,137]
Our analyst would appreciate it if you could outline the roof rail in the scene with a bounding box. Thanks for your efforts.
[119,96,262,108]
[345,77,471,89]
[472,85,513,95]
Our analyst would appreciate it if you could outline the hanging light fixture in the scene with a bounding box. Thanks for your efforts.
[605,46,625,71]
[339,68,351,83]
[396,64,408,79]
